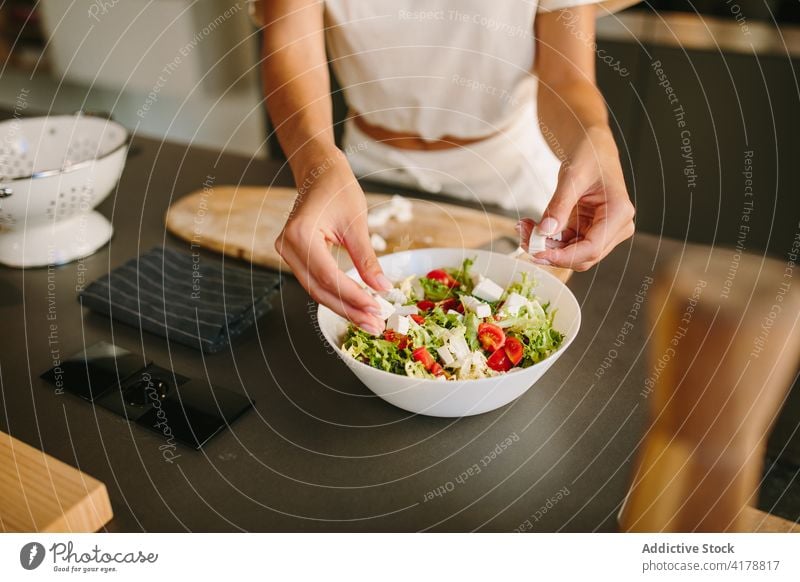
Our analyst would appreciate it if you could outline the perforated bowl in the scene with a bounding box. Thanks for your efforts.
[0,114,128,267]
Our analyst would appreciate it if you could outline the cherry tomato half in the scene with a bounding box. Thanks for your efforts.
[504,336,524,366]
[438,297,464,313]
[478,322,505,352]
[487,348,513,372]
[412,347,435,370]
[426,269,460,288]
[416,300,436,312]
[410,314,425,325]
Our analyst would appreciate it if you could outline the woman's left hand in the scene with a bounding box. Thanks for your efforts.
[518,127,635,272]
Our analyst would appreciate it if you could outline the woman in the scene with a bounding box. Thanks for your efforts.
[257,1,636,335]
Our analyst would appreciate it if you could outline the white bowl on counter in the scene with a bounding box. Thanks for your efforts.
[317,248,581,417]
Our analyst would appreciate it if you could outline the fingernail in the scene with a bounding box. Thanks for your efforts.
[365,305,382,316]
[536,217,559,236]
[530,258,551,266]
[376,274,393,291]
[359,323,381,336]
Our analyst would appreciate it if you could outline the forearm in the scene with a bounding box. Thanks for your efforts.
[537,79,611,161]
[260,0,341,182]
[534,6,614,161]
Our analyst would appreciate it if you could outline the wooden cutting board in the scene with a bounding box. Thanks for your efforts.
[0,430,113,532]
[165,185,571,282]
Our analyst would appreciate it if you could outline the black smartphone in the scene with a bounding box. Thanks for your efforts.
[41,341,253,449]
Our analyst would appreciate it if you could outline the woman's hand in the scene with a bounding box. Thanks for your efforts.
[276,151,391,335]
[519,127,635,271]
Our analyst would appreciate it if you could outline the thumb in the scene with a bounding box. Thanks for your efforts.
[538,166,581,236]
[342,224,392,292]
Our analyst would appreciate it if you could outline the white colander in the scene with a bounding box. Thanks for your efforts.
[0,113,129,267]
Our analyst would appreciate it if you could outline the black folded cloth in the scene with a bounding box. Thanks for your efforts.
[79,247,281,353]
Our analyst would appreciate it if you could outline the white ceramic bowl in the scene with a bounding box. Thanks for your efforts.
[317,248,581,417]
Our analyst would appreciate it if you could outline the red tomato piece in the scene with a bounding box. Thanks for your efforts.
[426,269,459,288]
[384,330,409,350]
[487,348,513,372]
[412,347,435,370]
[478,322,505,352]
[438,297,460,312]
[504,336,524,366]
[417,300,436,312]
[410,314,425,325]
[429,362,445,377]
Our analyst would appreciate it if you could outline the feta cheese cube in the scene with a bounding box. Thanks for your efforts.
[394,304,419,316]
[527,299,546,320]
[472,277,504,302]
[383,288,407,305]
[475,303,492,318]
[448,335,470,360]
[395,207,413,223]
[463,295,491,317]
[411,278,425,299]
[370,232,387,252]
[527,234,547,252]
[503,292,528,316]
[367,207,391,228]
[437,346,455,366]
[374,295,395,320]
[386,313,410,334]
[461,295,492,319]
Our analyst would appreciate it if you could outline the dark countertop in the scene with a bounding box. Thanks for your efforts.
[0,133,673,532]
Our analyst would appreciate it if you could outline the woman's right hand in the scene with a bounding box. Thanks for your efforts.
[275,150,391,336]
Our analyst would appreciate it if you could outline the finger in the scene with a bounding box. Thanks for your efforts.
[341,220,392,292]
[537,166,587,236]
[281,249,385,334]
[277,222,386,318]
[300,235,388,316]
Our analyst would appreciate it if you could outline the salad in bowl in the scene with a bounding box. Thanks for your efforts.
[342,258,564,381]
[317,248,580,417]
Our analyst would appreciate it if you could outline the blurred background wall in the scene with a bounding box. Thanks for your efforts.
[0,0,265,157]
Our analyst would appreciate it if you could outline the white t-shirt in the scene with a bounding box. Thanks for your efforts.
[252,0,638,141]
